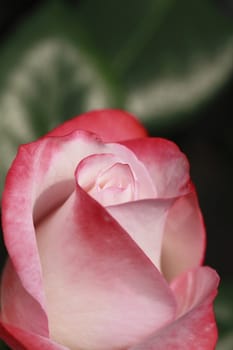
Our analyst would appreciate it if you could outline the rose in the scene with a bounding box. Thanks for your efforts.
[0,109,219,350]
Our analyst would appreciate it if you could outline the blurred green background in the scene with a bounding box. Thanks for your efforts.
[0,0,233,349]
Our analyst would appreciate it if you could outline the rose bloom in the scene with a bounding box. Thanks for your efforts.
[0,110,219,350]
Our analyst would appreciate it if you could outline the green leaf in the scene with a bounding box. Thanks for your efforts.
[0,1,122,191]
[215,280,233,333]
[217,333,233,350]
[215,280,233,349]
[77,0,233,125]
[0,341,10,350]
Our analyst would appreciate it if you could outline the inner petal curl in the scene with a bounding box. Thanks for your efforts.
[76,153,138,206]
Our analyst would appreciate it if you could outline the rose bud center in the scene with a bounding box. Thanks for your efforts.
[76,152,154,206]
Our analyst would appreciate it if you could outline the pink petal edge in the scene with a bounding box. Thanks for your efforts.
[0,319,68,350]
[122,137,191,198]
[1,129,115,335]
[46,109,147,141]
[130,267,219,350]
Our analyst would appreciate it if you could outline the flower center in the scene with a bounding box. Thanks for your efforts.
[76,153,138,206]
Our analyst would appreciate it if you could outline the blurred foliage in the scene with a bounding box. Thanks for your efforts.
[0,0,233,190]
[0,342,9,350]
[215,281,233,349]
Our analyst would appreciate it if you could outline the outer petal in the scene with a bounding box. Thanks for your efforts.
[170,267,219,318]
[0,321,25,350]
[122,138,191,198]
[0,320,68,350]
[120,138,206,281]
[36,185,176,350]
[1,260,48,336]
[1,130,147,335]
[1,146,49,335]
[107,198,174,271]
[161,190,206,281]
[1,129,175,349]
[47,109,147,141]
[130,267,219,350]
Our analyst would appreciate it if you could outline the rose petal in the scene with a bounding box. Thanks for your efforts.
[0,130,123,335]
[47,109,147,141]
[122,138,191,198]
[1,260,48,336]
[0,321,26,350]
[161,190,206,281]
[76,153,137,205]
[0,319,68,350]
[106,143,157,198]
[170,266,219,317]
[130,267,219,350]
[1,145,49,334]
[36,185,176,350]
[108,198,174,271]
[76,150,156,206]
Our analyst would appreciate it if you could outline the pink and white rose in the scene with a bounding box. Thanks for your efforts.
[0,110,219,350]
